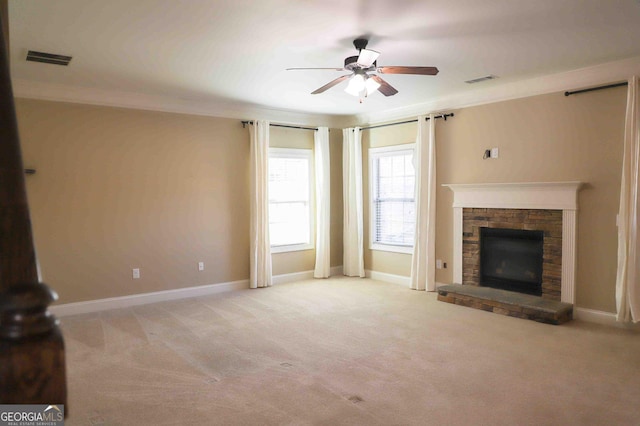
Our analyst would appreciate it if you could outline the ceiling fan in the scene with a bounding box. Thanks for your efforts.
[287,38,439,100]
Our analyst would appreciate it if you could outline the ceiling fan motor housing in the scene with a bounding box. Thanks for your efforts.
[344,56,359,70]
[344,55,375,71]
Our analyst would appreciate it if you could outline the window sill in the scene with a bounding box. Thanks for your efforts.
[370,243,413,254]
[271,243,314,254]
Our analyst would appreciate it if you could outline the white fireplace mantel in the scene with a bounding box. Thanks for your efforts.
[442,181,584,304]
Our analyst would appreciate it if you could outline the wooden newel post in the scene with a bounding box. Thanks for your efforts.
[0,6,67,406]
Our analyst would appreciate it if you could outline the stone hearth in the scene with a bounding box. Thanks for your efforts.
[437,284,573,325]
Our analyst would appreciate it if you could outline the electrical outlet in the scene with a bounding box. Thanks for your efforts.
[491,147,499,158]
[198,262,204,271]
[132,268,140,279]
[436,259,443,269]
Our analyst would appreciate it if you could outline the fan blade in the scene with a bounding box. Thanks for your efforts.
[356,49,380,67]
[311,75,351,94]
[287,67,345,71]
[370,75,398,96]
[377,66,439,75]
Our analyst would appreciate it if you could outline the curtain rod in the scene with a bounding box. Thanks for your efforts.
[358,113,455,131]
[564,82,627,97]
[241,121,318,131]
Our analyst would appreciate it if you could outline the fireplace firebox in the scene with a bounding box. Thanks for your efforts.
[479,227,544,296]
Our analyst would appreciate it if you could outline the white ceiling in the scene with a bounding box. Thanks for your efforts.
[8,0,640,123]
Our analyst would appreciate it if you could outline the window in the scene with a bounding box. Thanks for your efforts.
[268,148,314,253]
[369,144,416,253]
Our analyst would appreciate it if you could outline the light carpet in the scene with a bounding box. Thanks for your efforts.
[60,277,640,425]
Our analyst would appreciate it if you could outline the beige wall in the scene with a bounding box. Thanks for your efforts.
[16,99,343,303]
[361,88,626,313]
[17,99,250,303]
[17,85,625,312]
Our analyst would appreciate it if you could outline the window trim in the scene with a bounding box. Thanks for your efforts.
[268,147,315,254]
[368,143,416,254]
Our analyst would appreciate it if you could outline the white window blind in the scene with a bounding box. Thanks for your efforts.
[370,145,416,252]
[268,148,313,251]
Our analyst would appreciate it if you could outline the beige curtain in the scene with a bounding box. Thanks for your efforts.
[616,76,640,322]
[342,128,365,277]
[410,115,437,291]
[249,120,272,288]
[314,127,331,278]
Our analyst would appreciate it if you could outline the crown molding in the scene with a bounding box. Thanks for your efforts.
[352,55,640,125]
[11,78,352,128]
[12,55,640,130]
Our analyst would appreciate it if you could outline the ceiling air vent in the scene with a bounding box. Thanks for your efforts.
[26,50,72,66]
[465,75,498,84]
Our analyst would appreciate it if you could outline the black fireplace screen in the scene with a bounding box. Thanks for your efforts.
[479,227,543,296]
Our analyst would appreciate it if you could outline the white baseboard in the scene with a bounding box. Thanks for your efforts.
[365,269,410,287]
[364,269,449,292]
[272,265,344,284]
[51,271,640,330]
[574,307,640,329]
[52,266,347,317]
[272,270,314,285]
[50,279,250,317]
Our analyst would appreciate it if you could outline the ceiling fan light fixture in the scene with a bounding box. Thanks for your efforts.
[344,74,366,96]
[365,77,380,95]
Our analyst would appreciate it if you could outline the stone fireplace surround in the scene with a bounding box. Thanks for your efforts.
[463,208,562,300]
[443,182,583,304]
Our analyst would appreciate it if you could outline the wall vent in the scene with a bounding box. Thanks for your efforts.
[465,75,498,84]
[26,50,72,66]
